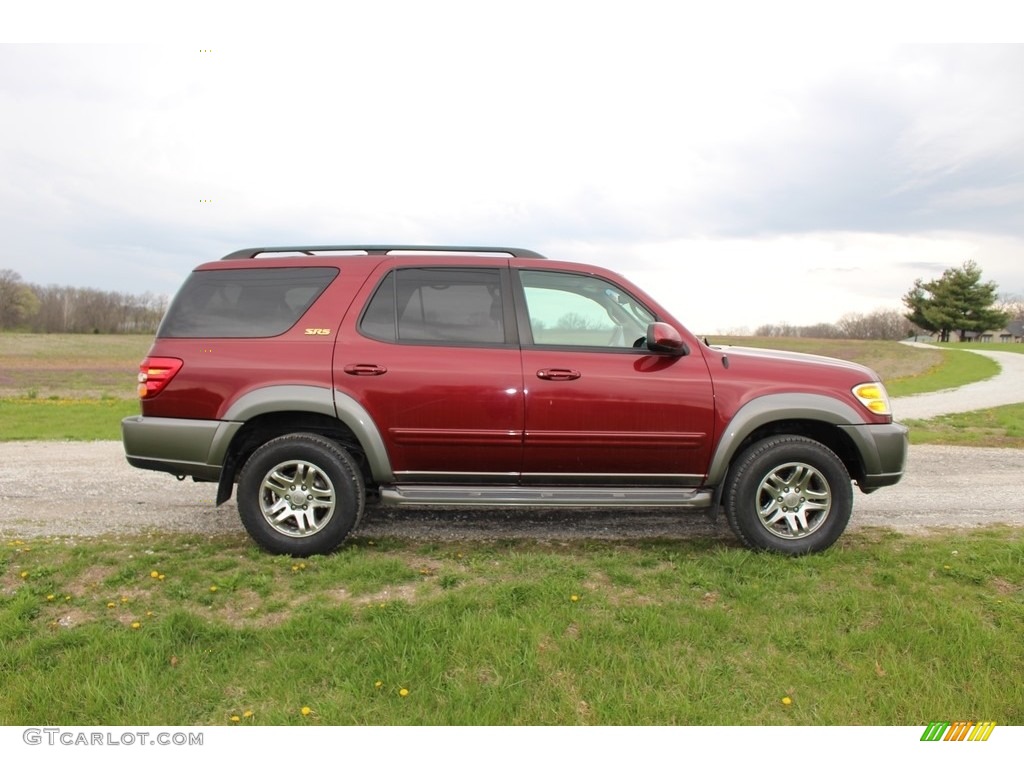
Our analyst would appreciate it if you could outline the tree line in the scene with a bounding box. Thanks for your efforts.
[753,309,915,340]
[0,269,167,334]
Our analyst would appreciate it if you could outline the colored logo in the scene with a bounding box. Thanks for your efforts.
[921,721,996,742]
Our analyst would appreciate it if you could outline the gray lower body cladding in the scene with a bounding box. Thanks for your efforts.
[121,415,239,482]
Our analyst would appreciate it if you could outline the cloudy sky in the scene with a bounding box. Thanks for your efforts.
[3,4,1023,333]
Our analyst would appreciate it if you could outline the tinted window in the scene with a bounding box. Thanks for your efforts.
[158,267,338,338]
[519,270,654,348]
[360,268,506,344]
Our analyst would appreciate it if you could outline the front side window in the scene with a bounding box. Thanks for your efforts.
[158,267,338,338]
[360,268,507,345]
[518,270,654,348]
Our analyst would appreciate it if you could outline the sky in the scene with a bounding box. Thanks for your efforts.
[2,3,1023,333]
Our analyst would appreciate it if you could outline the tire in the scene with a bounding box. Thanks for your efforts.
[236,433,365,557]
[723,435,852,555]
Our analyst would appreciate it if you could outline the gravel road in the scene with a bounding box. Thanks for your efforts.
[891,343,1024,420]
[1,343,1020,543]
[1,441,1020,543]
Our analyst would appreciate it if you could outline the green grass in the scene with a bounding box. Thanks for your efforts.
[0,398,139,441]
[935,341,1024,354]
[905,403,1024,448]
[885,347,1000,397]
[2,529,1021,725]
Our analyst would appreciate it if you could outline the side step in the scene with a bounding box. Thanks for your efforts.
[378,485,714,509]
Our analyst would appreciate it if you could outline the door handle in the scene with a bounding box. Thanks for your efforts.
[343,363,388,376]
[536,368,581,381]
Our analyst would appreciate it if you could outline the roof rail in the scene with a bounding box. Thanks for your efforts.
[221,245,547,260]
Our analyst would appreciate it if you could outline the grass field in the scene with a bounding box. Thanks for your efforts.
[0,398,139,441]
[3,528,1021,725]
[0,333,151,399]
[905,405,1024,447]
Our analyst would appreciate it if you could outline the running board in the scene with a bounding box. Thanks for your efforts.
[378,485,714,509]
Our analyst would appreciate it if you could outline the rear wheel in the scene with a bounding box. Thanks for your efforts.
[237,433,365,556]
[724,435,852,554]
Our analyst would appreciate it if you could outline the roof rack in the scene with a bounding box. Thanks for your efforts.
[221,245,547,260]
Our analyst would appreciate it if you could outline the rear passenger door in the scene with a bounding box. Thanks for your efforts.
[336,264,525,481]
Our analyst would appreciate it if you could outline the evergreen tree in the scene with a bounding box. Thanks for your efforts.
[902,260,1010,342]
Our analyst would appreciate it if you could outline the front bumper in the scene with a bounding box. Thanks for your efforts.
[839,421,910,492]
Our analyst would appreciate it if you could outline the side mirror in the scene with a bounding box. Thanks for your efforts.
[646,322,688,355]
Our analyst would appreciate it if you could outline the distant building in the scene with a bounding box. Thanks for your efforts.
[956,319,1024,343]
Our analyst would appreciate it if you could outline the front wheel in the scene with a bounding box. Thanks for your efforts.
[723,435,852,554]
[237,433,365,557]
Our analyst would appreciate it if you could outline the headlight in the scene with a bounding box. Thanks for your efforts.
[852,382,892,416]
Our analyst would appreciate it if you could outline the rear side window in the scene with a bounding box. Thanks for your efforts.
[158,267,338,338]
[360,268,507,344]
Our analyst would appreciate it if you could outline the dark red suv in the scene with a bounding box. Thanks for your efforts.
[122,246,908,556]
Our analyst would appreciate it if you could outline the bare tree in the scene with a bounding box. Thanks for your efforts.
[997,294,1024,321]
[836,310,911,340]
[25,283,166,333]
[754,309,912,340]
[0,270,41,329]
[556,312,603,330]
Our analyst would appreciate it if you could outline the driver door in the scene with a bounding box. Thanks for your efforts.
[514,268,714,484]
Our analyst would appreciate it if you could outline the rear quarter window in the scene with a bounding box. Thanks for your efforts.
[158,267,339,338]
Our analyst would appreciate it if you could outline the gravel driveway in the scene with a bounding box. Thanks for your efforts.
[2,441,1020,543]
[891,343,1024,419]
[2,344,1020,543]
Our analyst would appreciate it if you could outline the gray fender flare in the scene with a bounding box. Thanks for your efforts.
[213,385,394,482]
[332,389,395,482]
[706,393,863,487]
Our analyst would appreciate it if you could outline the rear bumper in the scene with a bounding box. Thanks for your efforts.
[121,416,240,482]
[839,421,910,492]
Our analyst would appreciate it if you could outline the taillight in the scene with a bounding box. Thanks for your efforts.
[137,357,183,399]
